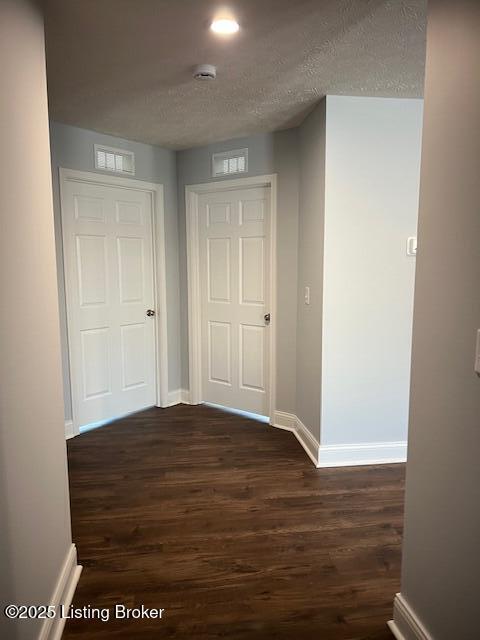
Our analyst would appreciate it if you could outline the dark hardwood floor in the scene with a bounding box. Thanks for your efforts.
[64,404,403,639]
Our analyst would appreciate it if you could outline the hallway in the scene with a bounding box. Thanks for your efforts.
[65,405,404,639]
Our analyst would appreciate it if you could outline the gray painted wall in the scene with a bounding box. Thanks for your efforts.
[49,105,422,453]
[176,130,300,413]
[294,96,423,447]
[0,3,73,638]
[49,122,181,420]
[397,1,480,638]
[322,96,423,446]
[296,100,327,441]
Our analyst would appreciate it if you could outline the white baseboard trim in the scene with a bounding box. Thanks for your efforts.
[65,420,75,440]
[272,411,320,467]
[166,390,182,406]
[180,389,191,404]
[38,544,82,640]
[295,417,321,467]
[166,389,192,407]
[272,412,406,469]
[388,593,434,640]
[318,440,407,468]
[272,410,297,431]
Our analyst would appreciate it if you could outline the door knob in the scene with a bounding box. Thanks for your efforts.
[264,313,271,325]
[146,309,156,317]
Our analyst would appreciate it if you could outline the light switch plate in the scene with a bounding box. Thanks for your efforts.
[407,236,418,256]
[304,286,310,305]
[475,330,480,375]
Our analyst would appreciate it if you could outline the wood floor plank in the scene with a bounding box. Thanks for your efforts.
[64,404,402,639]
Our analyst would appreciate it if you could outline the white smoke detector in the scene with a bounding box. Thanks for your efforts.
[193,64,217,81]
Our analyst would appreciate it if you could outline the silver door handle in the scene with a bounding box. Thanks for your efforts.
[264,313,271,325]
[146,309,156,317]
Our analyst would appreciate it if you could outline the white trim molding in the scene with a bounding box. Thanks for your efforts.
[185,175,278,422]
[318,440,407,468]
[272,410,297,431]
[388,593,434,640]
[59,168,169,437]
[166,389,192,407]
[272,412,407,469]
[38,544,82,640]
[65,420,75,440]
[272,411,320,467]
[296,417,321,467]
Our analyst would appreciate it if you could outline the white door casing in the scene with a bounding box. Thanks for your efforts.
[186,175,277,420]
[60,169,168,434]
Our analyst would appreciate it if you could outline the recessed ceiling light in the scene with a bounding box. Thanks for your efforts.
[210,18,239,35]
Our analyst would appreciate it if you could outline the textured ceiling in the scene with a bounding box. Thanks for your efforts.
[44,0,427,150]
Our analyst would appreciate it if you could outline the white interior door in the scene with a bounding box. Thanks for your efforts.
[62,176,157,428]
[198,186,270,415]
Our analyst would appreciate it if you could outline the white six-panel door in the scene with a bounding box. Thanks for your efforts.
[62,175,157,428]
[198,186,270,415]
